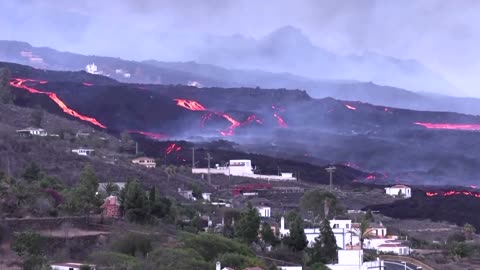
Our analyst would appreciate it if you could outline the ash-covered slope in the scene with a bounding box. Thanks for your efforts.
[4,61,480,186]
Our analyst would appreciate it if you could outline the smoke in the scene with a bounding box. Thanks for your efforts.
[1,0,480,96]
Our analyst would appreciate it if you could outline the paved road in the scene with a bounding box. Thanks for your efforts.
[384,260,419,270]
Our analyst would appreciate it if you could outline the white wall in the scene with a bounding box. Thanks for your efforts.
[385,187,411,198]
[256,206,271,217]
[229,159,254,176]
[378,245,410,255]
[278,267,302,270]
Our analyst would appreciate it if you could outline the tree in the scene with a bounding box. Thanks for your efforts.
[30,107,44,128]
[365,209,374,222]
[463,223,476,240]
[260,222,277,250]
[191,215,205,233]
[12,231,50,270]
[164,165,177,181]
[22,162,42,183]
[235,204,261,244]
[351,219,372,249]
[284,214,308,252]
[104,182,120,196]
[300,189,341,221]
[123,179,150,223]
[308,219,338,265]
[75,165,102,215]
[0,68,13,104]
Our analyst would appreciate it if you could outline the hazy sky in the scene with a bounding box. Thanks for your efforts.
[1,0,479,96]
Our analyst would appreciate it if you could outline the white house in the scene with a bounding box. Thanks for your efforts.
[51,262,96,270]
[132,157,156,168]
[256,206,271,218]
[327,249,384,270]
[385,184,412,198]
[16,127,47,137]
[278,267,303,270]
[72,148,95,156]
[378,242,410,255]
[192,159,296,181]
[202,192,211,201]
[279,217,356,249]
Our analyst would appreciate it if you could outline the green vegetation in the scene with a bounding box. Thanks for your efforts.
[0,67,13,103]
[300,189,342,221]
[235,203,261,244]
[283,212,308,252]
[307,219,337,265]
[12,231,51,270]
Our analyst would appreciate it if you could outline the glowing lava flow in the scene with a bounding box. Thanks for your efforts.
[426,190,480,198]
[166,143,182,154]
[174,98,260,136]
[272,105,288,128]
[128,130,168,139]
[82,82,93,86]
[10,78,106,129]
[414,122,480,131]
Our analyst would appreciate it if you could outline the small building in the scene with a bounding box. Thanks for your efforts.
[327,249,383,270]
[385,185,412,198]
[72,148,95,156]
[75,131,91,138]
[229,159,254,176]
[51,262,96,270]
[16,127,47,137]
[202,192,211,201]
[102,196,120,218]
[132,157,156,168]
[278,267,303,270]
[178,188,194,200]
[256,206,271,218]
[378,243,410,255]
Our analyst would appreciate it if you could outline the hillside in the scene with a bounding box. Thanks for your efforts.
[4,61,480,186]
[4,40,480,116]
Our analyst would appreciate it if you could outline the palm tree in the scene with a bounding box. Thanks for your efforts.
[350,219,373,249]
[463,223,476,240]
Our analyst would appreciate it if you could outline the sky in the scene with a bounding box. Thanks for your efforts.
[1,0,479,96]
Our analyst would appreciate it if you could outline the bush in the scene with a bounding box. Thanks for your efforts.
[184,233,254,261]
[111,233,152,257]
[149,248,211,270]
[216,253,265,270]
[89,251,142,270]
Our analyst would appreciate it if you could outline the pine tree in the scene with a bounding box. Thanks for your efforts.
[74,165,101,215]
[22,162,42,183]
[260,222,277,250]
[124,179,150,223]
[0,68,13,104]
[308,219,338,265]
[285,214,308,252]
[235,203,261,244]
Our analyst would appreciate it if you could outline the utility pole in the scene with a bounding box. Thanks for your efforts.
[325,165,336,191]
[206,152,212,185]
[135,142,139,156]
[192,147,195,168]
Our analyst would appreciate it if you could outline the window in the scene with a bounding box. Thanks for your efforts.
[346,224,350,229]
[333,224,339,228]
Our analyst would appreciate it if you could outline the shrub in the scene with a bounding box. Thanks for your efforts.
[89,251,142,270]
[184,233,254,261]
[111,233,152,257]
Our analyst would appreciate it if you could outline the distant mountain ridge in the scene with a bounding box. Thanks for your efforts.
[3,40,480,115]
[190,26,457,96]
